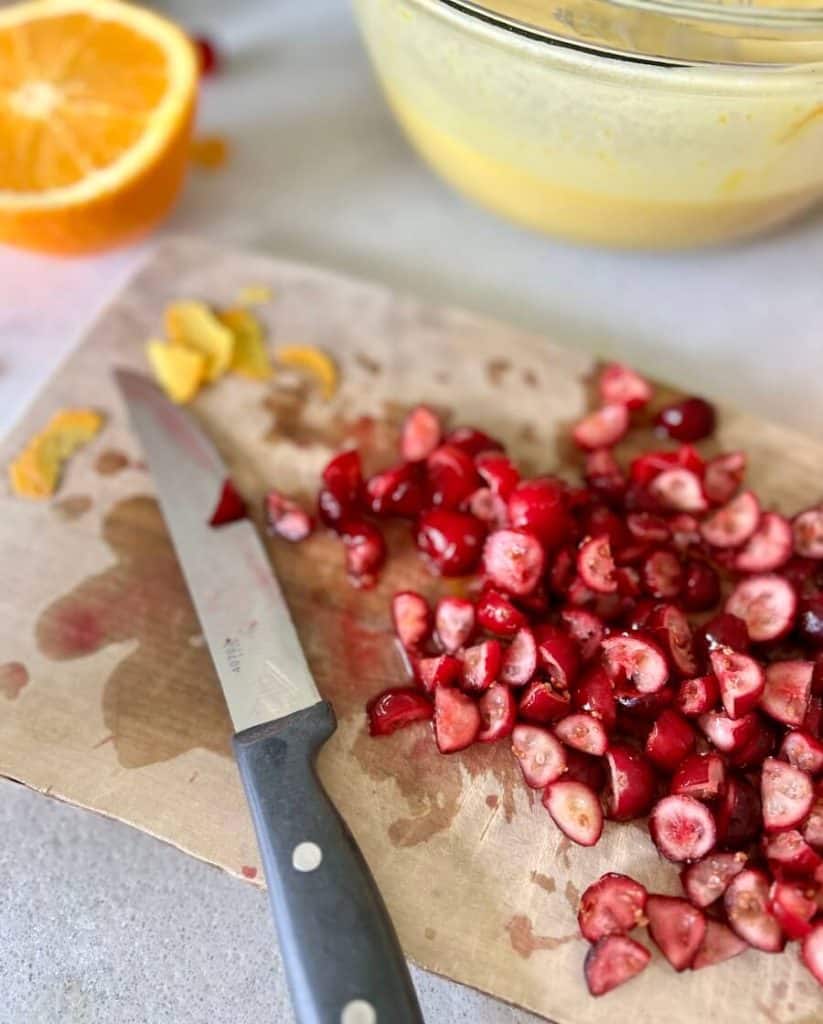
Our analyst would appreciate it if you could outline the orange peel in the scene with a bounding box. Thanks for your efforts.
[146,340,206,403]
[165,300,235,381]
[219,308,273,380]
[9,408,103,499]
[276,344,338,400]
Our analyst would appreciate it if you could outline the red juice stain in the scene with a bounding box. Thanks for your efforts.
[0,662,29,700]
[241,865,258,879]
[505,915,577,958]
[36,495,233,768]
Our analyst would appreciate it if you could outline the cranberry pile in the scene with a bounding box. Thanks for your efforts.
[280,363,823,995]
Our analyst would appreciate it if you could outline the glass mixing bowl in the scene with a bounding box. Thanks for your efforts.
[352,0,823,247]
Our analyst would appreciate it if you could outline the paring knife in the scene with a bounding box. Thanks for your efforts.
[115,370,424,1024]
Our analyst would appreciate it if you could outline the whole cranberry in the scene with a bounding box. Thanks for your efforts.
[507,478,572,550]
[654,397,717,442]
[414,509,486,576]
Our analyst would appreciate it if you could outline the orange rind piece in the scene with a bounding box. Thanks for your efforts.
[165,300,235,381]
[219,307,273,380]
[146,339,205,403]
[276,344,338,400]
[9,408,103,499]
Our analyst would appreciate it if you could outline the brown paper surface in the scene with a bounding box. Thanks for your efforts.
[1,238,820,1023]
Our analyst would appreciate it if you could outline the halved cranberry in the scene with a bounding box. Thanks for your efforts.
[433,686,480,753]
[698,709,759,753]
[650,795,717,862]
[703,451,746,505]
[435,596,475,653]
[736,512,793,572]
[599,362,652,410]
[641,548,683,601]
[400,405,442,462]
[578,873,648,942]
[475,587,527,637]
[477,683,516,743]
[500,627,537,686]
[425,444,480,509]
[629,446,704,487]
[321,449,362,507]
[572,403,629,451]
[209,479,247,527]
[761,757,814,832]
[555,712,609,756]
[728,718,776,769]
[647,604,697,678]
[475,452,520,499]
[511,723,566,787]
[760,659,813,727]
[364,461,424,518]
[654,396,716,442]
[716,775,761,847]
[726,573,797,643]
[444,425,504,457]
[681,851,747,908]
[793,505,823,560]
[340,520,386,587]
[518,679,571,723]
[780,730,823,775]
[584,935,651,997]
[467,487,508,529]
[417,654,461,694]
[605,744,656,820]
[543,779,604,846]
[391,591,431,649]
[507,478,571,550]
[724,869,785,952]
[710,647,765,720]
[648,468,708,513]
[601,634,669,694]
[367,687,432,736]
[415,509,486,576]
[577,534,617,594]
[645,710,696,772]
[547,545,576,596]
[668,512,702,550]
[764,829,822,879]
[533,624,580,690]
[584,448,627,502]
[626,512,670,544]
[670,752,726,802]
[484,528,544,596]
[676,674,720,717]
[263,490,313,541]
[460,640,502,694]
[681,560,721,612]
[691,920,748,970]
[768,881,816,940]
[801,922,823,987]
[645,895,707,970]
[574,666,617,731]
[700,491,760,549]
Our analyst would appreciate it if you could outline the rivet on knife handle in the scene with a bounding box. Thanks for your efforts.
[233,701,425,1024]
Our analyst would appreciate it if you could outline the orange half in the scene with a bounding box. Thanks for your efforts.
[0,0,198,254]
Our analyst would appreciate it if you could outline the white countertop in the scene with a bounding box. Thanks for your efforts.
[1,1,822,1021]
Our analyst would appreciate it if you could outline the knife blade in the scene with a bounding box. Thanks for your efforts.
[116,370,424,1024]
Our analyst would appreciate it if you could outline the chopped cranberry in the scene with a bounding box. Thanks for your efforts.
[681,560,721,612]
[415,509,486,576]
[654,396,717,442]
[533,624,580,690]
[475,587,527,637]
[367,688,432,736]
[391,591,432,650]
[572,404,630,451]
[483,529,544,596]
[264,490,313,542]
[417,654,461,693]
[507,478,571,550]
[209,479,246,527]
[518,679,571,723]
[584,935,651,997]
[444,426,504,457]
[433,686,481,753]
[364,462,425,518]
[460,640,502,694]
[598,363,652,410]
[434,596,475,653]
[694,611,750,663]
[703,451,747,505]
[322,449,362,505]
[475,452,520,499]
[584,448,626,502]
[578,873,648,942]
[477,683,516,742]
[793,505,823,560]
[400,405,442,462]
[341,520,386,587]
[425,444,480,509]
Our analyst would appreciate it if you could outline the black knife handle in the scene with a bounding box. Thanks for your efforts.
[233,702,424,1024]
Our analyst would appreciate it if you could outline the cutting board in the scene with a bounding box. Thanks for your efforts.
[1,238,820,1024]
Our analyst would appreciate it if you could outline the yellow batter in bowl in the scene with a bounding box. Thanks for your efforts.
[352,0,823,247]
